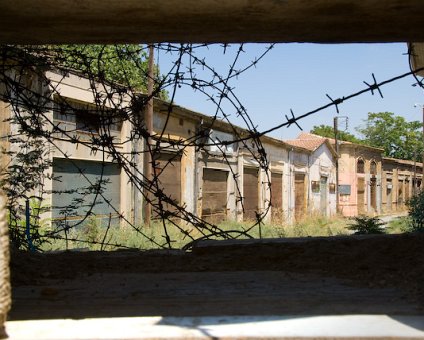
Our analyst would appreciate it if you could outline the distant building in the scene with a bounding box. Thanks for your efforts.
[285,135,338,220]
[295,133,423,217]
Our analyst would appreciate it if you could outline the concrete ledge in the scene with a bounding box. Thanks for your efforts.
[1,0,424,43]
[5,315,424,339]
[191,233,400,251]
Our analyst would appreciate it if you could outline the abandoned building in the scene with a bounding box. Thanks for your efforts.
[1,66,422,230]
[295,132,423,217]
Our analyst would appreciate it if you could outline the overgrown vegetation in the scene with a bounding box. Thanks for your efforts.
[40,215,351,251]
[385,216,411,234]
[406,191,424,232]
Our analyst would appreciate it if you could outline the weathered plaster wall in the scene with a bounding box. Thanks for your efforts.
[308,144,337,217]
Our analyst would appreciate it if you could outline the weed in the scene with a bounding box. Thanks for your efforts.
[348,216,385,235]
[386,216,411,234]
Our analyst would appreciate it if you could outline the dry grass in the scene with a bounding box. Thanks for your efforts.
[40,213,354,251]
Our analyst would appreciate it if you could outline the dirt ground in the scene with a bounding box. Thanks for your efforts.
[8,233,424,320]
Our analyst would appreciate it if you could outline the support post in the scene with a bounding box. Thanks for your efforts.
[333,117,340,214]
[143,45,154,227]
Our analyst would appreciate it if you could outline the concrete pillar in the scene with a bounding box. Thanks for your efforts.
[120,119,133,225]
[236,150,243,222]
[261,167,271,223]
[366,173,371,214]
[181,146,195,216]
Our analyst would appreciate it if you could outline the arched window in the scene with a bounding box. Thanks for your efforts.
[370,161,377,175]
[357,159,365,174]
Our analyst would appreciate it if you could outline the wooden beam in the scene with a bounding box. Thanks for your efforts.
[409,43,424,77]
[0,0,424,44]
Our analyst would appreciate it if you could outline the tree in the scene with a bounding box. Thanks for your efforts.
[356,112,423,161]
[50,45,168,99]
[310,124,362,143]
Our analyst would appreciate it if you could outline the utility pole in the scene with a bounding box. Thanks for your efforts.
[144,44,154,226]
[414,104,424,189]
[333,117,340,214]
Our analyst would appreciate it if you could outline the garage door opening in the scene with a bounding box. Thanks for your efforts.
[52,158,121,227]
[294,173,306,221]
[201,168,228,223]
[152,153,181,220]
[270,172,283,223]
[243,167,259,221]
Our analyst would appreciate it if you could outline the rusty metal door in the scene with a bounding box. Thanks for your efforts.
[152,153,181,219]
[202,168,228,222]
[294,173,305,221]
[243,167,259,220]
[357,177,365,214]
[52,158,121,224]
[271,172,283,222]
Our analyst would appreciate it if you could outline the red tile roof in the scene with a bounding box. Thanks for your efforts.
[284,137,326,152]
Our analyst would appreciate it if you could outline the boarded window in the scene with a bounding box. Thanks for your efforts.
[52,158,121,225]
[202,168,228,222]
[294,173,306,221]
[311,181,320,193]
[152,152,181,219]
[243,167,259,220]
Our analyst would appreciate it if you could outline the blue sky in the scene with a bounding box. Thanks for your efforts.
[158,43,424,140]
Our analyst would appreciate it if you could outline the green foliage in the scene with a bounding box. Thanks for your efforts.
[50,45,168,99]
[53,45,148,90]
[81,216,101,243]
[406,191,424,232]
[2,130,52,250]
[42,216,352,251]
[348,216,386,235]
[7,198,49,250]
[311,124,362,143]
[385,216,411,234]
[356,112,423,161]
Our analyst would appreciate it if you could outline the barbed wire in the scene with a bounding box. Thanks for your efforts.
[0,43,422,251]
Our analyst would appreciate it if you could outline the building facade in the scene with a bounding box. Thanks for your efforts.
[2,67,421,230]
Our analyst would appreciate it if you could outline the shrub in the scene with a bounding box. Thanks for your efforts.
[348,216,385,235]
[406,191,424,232]
[81,216,101,243]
